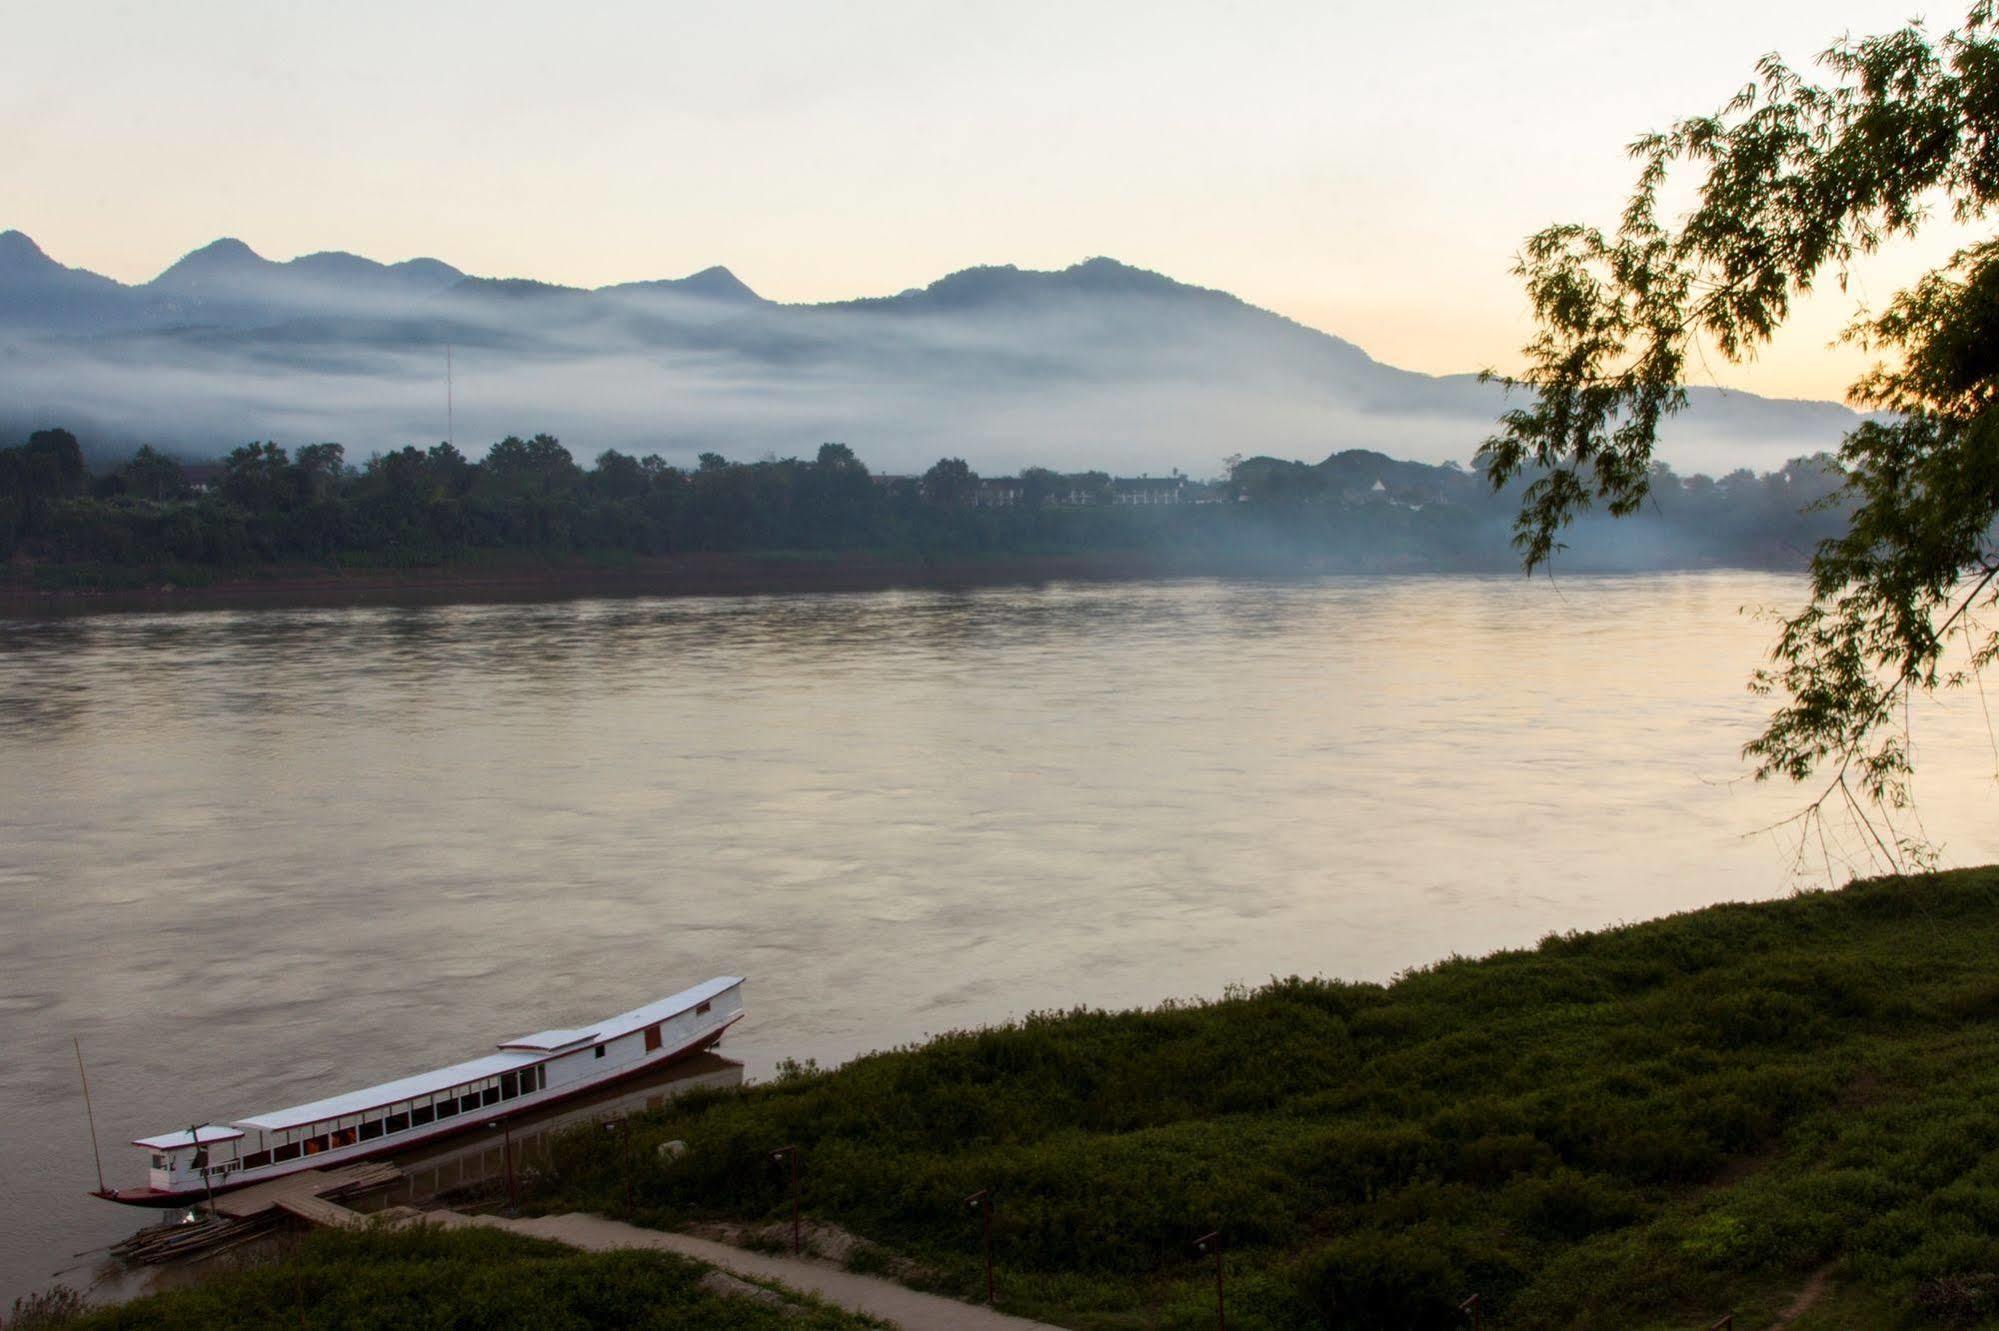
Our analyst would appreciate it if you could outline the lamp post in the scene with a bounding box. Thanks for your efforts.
[964,1189,993,1305]
[770,1145,801,1255]
[602,1118,633,1212]
[1192,1231,1224,1331]
[486,1120,517,1214]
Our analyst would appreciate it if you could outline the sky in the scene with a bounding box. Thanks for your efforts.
[1,0,1978,402]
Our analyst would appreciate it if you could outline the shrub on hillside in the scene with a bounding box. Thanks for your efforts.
[1292,1232,1466,1330]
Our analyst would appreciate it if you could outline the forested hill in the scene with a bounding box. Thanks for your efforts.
[0,428,1852,583]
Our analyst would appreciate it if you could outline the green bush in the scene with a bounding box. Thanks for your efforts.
[535,867,1999,1330]
[1292,1232,1466,1330]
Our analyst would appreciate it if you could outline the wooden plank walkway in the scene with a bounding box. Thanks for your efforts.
[272,1193,362,1228]
[211,1162,400,1219]
[111,1162,399,1266]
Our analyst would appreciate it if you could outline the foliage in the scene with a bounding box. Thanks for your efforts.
[1,1286,86,1331]
[920,456,978,506]
[540,869,1999,1330]
[0,429,86,549]
[0,432,1856,581]
[55,1224,879,1330]
[1479,3,1999,822]
[115,446,188,502]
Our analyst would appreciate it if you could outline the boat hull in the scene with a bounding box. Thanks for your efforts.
[94,1015,737,1208]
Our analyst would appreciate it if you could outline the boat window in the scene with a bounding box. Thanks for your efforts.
[500,1072,518,1098]
[331,1128,358,1149]
[645,1024,662,1053]
[385,1112,410,1134]
[482,1086,500,1106]
[595,1044,606,1059]
[274,1142,301,1163]
[303,1135,330,1156]
[695,1001,712,1016]
[242,1149,271,1169]
[435,1097,459,1120]
[150,1153,168,1169]
[411,1104,435,1126]
[460,1092,482,1113]
[358,1121,383,1141]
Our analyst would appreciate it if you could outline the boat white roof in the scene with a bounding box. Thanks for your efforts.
[133,1125,244,1150]
[229,977,742,1134]
[496,1028,595,1053]
[535,975,747,1047]
[232,1050,539,1132]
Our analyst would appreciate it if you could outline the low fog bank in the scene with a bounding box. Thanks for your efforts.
[0,241,1861,483]
[0,335,1851,484]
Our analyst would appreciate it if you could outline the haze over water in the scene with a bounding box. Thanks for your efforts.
[3,573,1997,1302]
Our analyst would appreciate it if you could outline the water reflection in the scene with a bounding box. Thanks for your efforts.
[367,1054,744,1208]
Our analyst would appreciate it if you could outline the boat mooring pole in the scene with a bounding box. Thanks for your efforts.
[193,1125,216,1214]
[73,1037,106,1195]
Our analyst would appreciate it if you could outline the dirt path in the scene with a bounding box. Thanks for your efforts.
[433,1210,1064,1330]
[1768,1264,1835,1328]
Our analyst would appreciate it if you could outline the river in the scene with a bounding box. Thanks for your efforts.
[3,573,1996,1305]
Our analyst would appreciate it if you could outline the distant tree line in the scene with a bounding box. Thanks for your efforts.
[1229,449,1856,570]
[0,427,1853,576]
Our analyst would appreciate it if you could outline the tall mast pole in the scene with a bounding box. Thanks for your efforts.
[447,343,454,449]
[74,1036,106,1194]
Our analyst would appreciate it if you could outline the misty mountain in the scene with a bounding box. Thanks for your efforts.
[0,231,135,335]
[145,238,467,327]
[0,230,1865,476]
[0,232,470,335]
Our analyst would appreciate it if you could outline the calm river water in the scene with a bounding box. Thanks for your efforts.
[3,573,1997,1304]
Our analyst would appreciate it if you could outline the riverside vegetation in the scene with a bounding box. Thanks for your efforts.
[0,428,1852,591]
[13,869,1998,1330]
[518,868,1999,1331]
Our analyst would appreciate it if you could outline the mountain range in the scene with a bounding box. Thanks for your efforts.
[0,230,1863,476]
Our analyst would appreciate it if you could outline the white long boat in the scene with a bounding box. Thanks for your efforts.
[95,977,744,1207]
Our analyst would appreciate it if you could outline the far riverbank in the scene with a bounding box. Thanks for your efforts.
[0,551,1193,616]
[0,546,1797,616]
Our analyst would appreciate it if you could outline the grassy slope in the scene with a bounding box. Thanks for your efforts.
[39,1226,883,1330]
[536,869,1999,1330]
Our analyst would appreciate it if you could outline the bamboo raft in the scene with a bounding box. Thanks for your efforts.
[110,1162,402,1265]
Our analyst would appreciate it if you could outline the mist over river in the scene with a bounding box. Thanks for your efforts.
[4,573,1997,1304]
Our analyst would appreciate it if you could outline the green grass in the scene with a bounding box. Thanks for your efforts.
[27,1225,883,1330]
[531,868,1999,1330]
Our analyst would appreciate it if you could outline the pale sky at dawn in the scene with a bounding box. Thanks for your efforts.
[1,0,1977,402]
